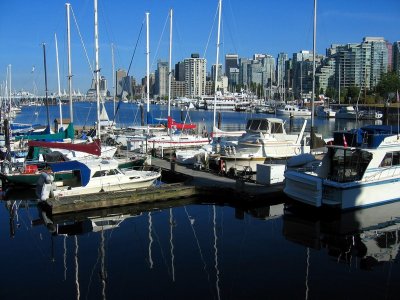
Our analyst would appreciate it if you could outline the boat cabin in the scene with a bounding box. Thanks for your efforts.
[245,118,285,134]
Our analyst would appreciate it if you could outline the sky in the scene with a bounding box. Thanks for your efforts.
[0,0,399,95]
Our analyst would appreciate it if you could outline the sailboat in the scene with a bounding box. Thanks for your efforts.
[146,9,210,152]
[34,0,161,201]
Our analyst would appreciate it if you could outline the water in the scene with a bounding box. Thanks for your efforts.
[4,103,399,299]
[13,101,384,139]
[2,197,400,300]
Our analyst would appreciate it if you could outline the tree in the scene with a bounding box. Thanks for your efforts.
[346,86,360,104]
[376,72,400,100]
[325,86,335,99]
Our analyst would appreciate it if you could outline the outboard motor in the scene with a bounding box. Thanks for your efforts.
[35,173,55,201]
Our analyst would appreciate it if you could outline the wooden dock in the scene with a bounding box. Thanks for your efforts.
[40,157,286,216]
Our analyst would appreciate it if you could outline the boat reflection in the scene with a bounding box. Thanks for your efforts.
[283,202,400,269]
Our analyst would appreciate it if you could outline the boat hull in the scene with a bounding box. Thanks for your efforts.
[284,170,400,210]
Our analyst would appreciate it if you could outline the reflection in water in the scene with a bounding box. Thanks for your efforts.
[283,202,400,270]
[3,197,400,299]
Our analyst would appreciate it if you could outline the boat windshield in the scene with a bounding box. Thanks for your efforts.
[246,119,270,132]
[328,148,372,182]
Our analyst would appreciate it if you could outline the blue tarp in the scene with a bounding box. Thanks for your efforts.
[49,160,91,187]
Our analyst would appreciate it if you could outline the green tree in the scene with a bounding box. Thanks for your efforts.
[325,86,335,99]
[346,86,360,103]
[376,72,400,99]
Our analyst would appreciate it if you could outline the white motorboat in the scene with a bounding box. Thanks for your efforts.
[37,158,161,200]
[219,117,309,174]
[284,125,400,210]
[276,105,311,117]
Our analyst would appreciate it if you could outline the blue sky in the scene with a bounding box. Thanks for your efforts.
[0,0,398,95]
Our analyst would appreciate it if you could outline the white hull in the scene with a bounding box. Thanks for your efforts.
[53,169,160,198]
[147,135,210,150]
[284,170,400,210]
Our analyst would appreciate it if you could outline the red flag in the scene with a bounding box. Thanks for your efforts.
[343,134,348,148]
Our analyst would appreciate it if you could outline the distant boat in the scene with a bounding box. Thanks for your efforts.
[284,125,400,209]
[316,105,336,118]
[276,105,311,117]
[334,106,358,120]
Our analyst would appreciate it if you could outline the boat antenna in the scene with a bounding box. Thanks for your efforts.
[213,0,222,131]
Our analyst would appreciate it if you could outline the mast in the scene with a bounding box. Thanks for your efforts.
[42,43,51,128]
[55,33,63,129]
[338,63,341,105]
[146,12,150,121]
[94,0,101,139]
[213,0,222,130]
[66,3,73,123]
[167,9,173,119]
[111,43,116,118]
[310,0,317,148]
[8,64,11,120]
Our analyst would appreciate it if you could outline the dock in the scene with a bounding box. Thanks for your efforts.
[42,157,286,215]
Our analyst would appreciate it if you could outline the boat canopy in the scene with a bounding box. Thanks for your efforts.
[15,123,75,141]
[49,160,91,187]
[27,139,101,156]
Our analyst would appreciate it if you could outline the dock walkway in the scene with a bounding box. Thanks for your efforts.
[42,157,286,215]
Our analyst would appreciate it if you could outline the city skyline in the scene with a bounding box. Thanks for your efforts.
[0,0,399,94]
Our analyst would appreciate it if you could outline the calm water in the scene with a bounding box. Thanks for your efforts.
[3,103,398,299]
[13,101,384,139]
[1,197,400,300]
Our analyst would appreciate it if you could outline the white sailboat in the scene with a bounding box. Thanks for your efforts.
[36,0,161,201]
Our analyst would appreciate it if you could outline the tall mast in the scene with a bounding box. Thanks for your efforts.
[94,0,101,139]
[310,0,317,148]
[338,64,341,105]
[55,33,63,129]
[146,12,150,120]
[111,43,116,117]
[213,0,222,130]
[42,43,51,128]
[167,9,173,118]
[8,64,11,119]
[66,3,73,123]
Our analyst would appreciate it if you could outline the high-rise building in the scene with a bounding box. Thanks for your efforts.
[184,54,206,97]
[155,60,169,98]
[331,37,388,92]
[116,69,127,97]
[239,58,250,88]
[277,53,288,97]
[175,61,185,81]
[211,63,223,82]
[225,54,238,86]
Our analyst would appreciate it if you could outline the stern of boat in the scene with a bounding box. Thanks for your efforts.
[284,170,323,207]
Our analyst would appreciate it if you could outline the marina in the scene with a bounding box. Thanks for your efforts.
[0,0,399,298]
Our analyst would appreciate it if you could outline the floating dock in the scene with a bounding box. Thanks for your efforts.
[34,157,287,216]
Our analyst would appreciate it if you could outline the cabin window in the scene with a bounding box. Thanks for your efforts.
[270,123,283,134]
[329,148,372,182]
[259,120,269,131]
[247,120,261,131]
[380,152,400,167]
